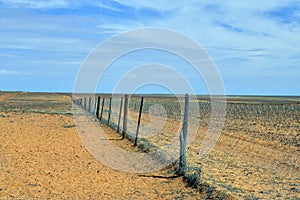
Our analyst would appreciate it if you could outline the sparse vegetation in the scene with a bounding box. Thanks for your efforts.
[0,92,72,115]
[77,94,299,199]
[62,124,76,128]
[1,92,299,199]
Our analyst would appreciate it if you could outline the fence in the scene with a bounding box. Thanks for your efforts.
[73,94,300,199]
[73,94,191,175]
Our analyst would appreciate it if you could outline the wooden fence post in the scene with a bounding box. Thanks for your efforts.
[89,97,92,112]
[122,94,129,139]
[178,94,189,175]
[117,97,123,133]
[84,97,87,110]
[100,97,105,121]
[93,97,97,115]
[96,97,101,119]
[134,97,144,146]
[92,97,94,112]
[107,97,112,125]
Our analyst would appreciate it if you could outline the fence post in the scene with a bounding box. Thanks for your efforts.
[100,97,105,121]
[122,94,129,139]
[89,97,91,112]
[86,97,89,111]
[91,97,94,113]
[96,97,101,119]
[86,97,92,112]
[178,94,189,175]
[107,97,112,125]
[89,97,93,112]
[134,97,144,146]
[93,97,97,115]
[117,97,123,133]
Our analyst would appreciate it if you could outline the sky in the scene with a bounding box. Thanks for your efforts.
[0,0,299,95]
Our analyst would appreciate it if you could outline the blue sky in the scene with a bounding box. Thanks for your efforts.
[0,0,299,95]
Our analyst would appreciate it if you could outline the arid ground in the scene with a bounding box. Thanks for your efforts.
[0,92,220,199]
[1,92,299,199]
[74,94,300,199]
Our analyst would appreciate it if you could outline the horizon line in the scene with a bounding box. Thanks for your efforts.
[1,90,300,97]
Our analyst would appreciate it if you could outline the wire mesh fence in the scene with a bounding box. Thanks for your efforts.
[73,94,300,199]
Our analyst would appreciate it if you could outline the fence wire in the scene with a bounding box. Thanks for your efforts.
[73,95,300,199]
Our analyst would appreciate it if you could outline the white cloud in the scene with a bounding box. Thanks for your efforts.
[113,0,186,11]
[1,35,95,53]
[0,0,299,94]
[110,1,300,45]
[97,1,123,12]
[0,67,33,76]
[102,0,300,95]
[0,0,69,9]
[96,22,145,34]
[0,69,17,75]
[133,1,300,61]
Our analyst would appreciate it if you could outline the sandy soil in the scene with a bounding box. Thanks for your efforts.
[1,92,299,199]
[95,96,300,199]
[0,93,203,199]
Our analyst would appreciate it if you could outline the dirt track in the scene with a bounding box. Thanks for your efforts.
[0,93,202,199]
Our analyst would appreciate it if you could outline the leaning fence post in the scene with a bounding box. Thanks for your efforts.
[100,97,105,121]
[96,97,101,119]
[107,97,112,125]
[178,94,189,175]
[134,97,144,146]
[122,94,129,139]
[117,97,123,133]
